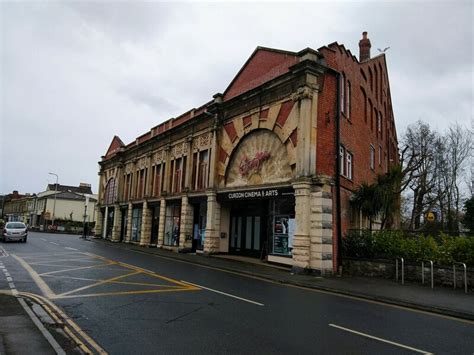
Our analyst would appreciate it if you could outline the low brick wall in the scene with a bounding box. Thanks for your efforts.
[342,258,474,290]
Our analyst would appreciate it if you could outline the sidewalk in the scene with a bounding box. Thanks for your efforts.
[94,238,474,321]
[0,293,57,355]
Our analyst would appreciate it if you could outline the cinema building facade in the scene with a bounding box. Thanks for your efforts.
[95,33,399,275]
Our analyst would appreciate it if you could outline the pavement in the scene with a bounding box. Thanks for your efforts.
[93,238,474,322]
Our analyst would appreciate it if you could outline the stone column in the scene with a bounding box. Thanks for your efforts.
[309,183,334,275]
[102,205,109,239]
[208,129,217,188]
[179,195,194,249]
[139,200,152,246]
[125,202,133,243]
[157,198,166,247]
[292,180,311,272]
[293,84,317,177]
[204,191,220,254]
[93,206,103,237]
[145,155,153,198]
[111,204,122,242]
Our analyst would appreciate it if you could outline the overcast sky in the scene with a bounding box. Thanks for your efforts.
[1,1,472,194]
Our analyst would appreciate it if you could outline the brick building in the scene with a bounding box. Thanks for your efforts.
[96,32,398,275]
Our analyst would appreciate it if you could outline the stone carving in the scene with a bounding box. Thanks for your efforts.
[154,150,163,163]
[226,130,293,187]
[291,86,313,102]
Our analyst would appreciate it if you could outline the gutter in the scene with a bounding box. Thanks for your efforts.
[335,72,343,274]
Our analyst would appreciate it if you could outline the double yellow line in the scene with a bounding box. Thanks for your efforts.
[19,291,107,355]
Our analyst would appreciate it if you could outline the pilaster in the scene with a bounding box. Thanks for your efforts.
[111,204,122,242]
[204,191,220,254]
[157,198,166,247]
[140,200,152,246]
[179,195,193,249]
[291,180,311,271]
[184,137,193,189]
[93,206,103,237]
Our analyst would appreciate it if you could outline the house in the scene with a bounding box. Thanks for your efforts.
[95,32,399,275]
[31,183,97,232]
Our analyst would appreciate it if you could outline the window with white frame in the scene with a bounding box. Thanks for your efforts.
[346,151,353,180]
[340,145,353,180]
[346,81,351,119]
[370,145,375,170]
[339,146,345,175]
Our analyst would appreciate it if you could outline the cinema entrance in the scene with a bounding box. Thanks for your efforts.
[220,187,295,260]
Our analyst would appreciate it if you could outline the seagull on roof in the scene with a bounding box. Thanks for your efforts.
[377,47,390,53]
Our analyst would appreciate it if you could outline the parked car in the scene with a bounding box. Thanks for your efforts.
[2,222,28,242]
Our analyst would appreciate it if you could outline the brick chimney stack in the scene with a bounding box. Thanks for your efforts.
[359,31,371,62]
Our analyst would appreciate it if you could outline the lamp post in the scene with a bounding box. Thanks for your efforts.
[48,172,58,228]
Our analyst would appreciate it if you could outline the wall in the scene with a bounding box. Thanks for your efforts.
[343,258,474,290]
[45,199,96,222]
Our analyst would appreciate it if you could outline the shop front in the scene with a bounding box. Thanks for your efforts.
[219,186,295,263]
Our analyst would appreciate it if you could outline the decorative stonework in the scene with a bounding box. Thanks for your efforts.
[154,150,164,163]
[291,85,313,102]
[193,133,211,151]
[225,130,292,187]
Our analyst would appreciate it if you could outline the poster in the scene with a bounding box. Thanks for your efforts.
[288,218,295,248]
[274,215,289,234]
[273,234,289,255]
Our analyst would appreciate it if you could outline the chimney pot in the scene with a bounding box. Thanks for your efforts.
[359,31,371,62]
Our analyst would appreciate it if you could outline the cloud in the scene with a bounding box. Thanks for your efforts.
[1,1,472,195]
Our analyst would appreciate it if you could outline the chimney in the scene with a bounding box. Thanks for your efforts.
[359,31,371,62]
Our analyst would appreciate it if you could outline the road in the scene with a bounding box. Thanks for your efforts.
[0,232,473,354]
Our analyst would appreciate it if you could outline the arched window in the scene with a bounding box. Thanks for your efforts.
[346,80,351,118]
[340,73,346,114]
[104,178,117,205]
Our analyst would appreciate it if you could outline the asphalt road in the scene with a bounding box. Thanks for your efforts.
[0,232,473,354]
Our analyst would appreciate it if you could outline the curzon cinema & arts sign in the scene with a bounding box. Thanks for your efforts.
[219,187,293,201]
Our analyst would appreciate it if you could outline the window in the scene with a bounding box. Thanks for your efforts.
[368,99,373,131]
[361,88,367,123]
[197,150,209,190]
[340,145,353,180]
[378,112,382,135]
[104,178,117,205]
[339,146,345,175]
[164,204,181,246]
[346,152,353,180]
[131,208,142,242]
[346,81,351,118]
[370,145,375,170]
[152,165,162,197]
[340,73,346,114]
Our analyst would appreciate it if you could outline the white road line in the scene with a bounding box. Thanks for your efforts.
[6,276,13,282]
[4,272,11,277]
[64,247,78,251]
[41,238,47,241]
[8,282,15,289]
[50,242,59,245]
[181,280,264,306]
[329,324,433,354]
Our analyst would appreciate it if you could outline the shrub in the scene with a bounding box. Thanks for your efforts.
[343,230,474,266]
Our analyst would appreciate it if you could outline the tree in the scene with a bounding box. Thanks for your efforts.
[462,197,474,233]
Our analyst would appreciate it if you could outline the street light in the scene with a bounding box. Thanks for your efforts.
[48,172,58,227]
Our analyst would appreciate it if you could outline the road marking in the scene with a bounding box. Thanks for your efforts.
[0,246,9,257]
[124,247,474,325]
[39,261,116,276]
[57,271,142,297]
[64,247,78,251]
[12,255,56,298]
[329,324,433,354]
[49,242,59,245]
[20,291,107,355]
[41,238,47,241]
[181,280,264,306]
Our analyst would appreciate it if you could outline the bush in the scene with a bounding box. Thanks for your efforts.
[343,230,474,266]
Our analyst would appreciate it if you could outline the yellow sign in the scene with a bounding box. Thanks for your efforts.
[426,212,435,222]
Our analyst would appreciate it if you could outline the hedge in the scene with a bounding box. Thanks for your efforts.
[343,230,474,266]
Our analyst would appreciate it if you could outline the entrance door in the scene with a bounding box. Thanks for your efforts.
[229,201,266,257]
[120,209,127,242]
[150,206,160,245]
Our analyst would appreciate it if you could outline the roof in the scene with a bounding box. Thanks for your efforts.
[47,184,93,195]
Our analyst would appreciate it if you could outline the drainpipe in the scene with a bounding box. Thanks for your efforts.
[335,72,343,275]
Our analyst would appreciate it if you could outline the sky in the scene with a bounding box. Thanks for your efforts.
[1,0,472,195]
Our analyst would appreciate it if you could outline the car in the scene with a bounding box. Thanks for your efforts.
[2,222,28,243]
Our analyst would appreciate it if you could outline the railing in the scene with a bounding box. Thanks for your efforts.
[453,262,468,294]
[395,257,404,285]
[421,260,434,289]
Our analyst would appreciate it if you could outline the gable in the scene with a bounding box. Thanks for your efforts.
[105,136,125,158]
[223,47,298,101]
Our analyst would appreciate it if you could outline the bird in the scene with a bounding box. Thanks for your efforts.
[377,47,390,53]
